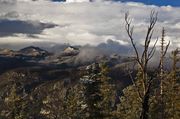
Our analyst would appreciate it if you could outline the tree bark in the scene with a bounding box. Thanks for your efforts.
[140,88,150,119]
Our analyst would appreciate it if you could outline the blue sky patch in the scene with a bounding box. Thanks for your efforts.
[118,0,180,7]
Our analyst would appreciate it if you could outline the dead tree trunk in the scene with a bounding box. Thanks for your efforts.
[139,81,152,119]
[159,27,170,119]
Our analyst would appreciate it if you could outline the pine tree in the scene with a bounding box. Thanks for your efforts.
[117,70,145,119]
[4,83,28,119]
[98,63,116,119]
[40,81,66,119]
[50,62,117,119]
[149,48,180,119]
[80,63,103,118]
[64,85,84,119]
[161,49,180,119]
[2,72,29,119]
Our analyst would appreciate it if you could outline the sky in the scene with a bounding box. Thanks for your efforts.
[52,0,180,6]
[0,0,179,50]
[119,0,180,7]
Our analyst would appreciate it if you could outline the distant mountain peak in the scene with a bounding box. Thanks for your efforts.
[19,46,49,57]
[0,48,17,57]
[20,46,44,51]
[63,46,79,56]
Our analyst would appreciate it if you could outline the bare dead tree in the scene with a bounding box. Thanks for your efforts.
[158,28,170,70]
[125,11,158,119]
[159,27,170,119]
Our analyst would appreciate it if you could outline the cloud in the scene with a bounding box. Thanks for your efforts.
[66,0,90,2]
[97,39,131,54]
[0,19,57,37]
[0,0,179,51]
[74,39,133,65]
[0,0,16,3]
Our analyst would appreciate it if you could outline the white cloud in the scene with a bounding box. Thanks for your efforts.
[66,0,90,2]
[0,0,179,51]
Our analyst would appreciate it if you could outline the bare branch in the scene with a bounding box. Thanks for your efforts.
[157,28,170,70]
[142,11,157,62]
[125,12,141,64]
[148,37,159,60]
[162,40,170,58]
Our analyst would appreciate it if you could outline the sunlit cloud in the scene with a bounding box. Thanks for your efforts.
[0,0,179,51]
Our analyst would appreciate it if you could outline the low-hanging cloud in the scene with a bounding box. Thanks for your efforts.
[75,39,133,64]
[0,19,57,37]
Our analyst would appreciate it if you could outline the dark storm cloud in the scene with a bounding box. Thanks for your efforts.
[0,19,57,37]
